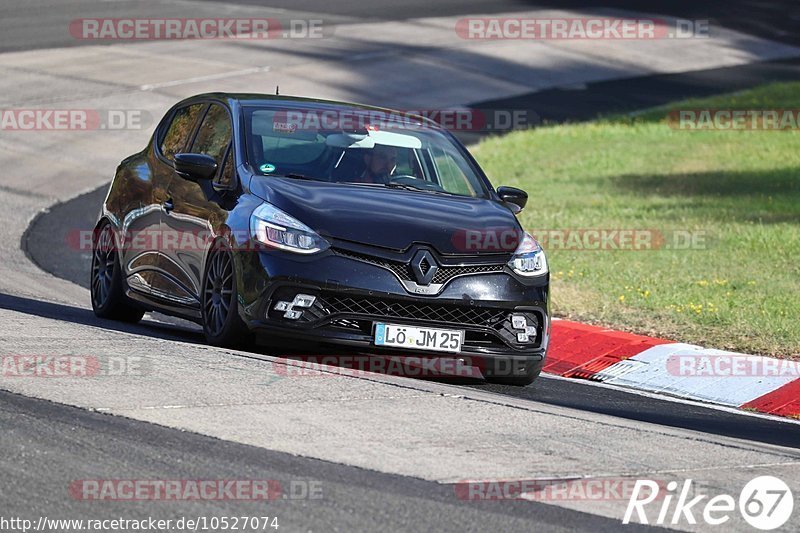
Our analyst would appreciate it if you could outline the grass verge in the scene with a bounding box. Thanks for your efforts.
[472,82,800,357]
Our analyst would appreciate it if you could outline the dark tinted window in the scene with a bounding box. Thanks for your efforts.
[160,103,204,160]
[244,107,488,198]
[191,104,232,164]
[217,147,234,188]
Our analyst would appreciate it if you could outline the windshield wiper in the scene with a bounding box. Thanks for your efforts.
[346,181,456,196]
[384,181,416,190]
[385,181,452,195]
[345,181,409,189]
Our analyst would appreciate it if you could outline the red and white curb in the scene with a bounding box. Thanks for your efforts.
[547,320,800,419]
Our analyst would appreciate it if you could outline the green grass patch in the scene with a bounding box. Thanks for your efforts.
[471,82,800,357]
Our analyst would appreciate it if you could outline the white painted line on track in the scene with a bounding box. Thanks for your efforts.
[140,66,271,91]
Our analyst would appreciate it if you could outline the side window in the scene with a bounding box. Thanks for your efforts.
[191,104,232,165]
[160,104,204,160]
[217,147,234,188]
[430,145,477,197]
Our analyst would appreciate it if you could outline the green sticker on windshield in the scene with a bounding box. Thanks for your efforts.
[260,163,276,173]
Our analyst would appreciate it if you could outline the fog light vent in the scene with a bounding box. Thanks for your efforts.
[273,294,317,320]
[510,314,537,343]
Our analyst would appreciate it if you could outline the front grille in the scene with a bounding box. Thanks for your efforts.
[322,298,543,350]
[319,295,507,327]
[268,290,544,350]
[431,264,503,284]
[335,248,505,285]
[335,249,415,279]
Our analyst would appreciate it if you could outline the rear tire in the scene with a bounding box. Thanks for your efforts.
[201,244,252,348]
[90,222,145,323]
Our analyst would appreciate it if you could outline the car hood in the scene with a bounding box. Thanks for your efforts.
[248,176,522,255]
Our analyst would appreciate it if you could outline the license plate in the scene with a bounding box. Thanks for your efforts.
[374,323,464,353]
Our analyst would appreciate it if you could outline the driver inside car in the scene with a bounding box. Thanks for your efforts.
[355,144,397,184]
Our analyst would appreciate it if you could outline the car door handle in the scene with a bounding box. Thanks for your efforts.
[163,199,174,214]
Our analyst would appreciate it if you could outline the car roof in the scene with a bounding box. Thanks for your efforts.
[176,92,443,130]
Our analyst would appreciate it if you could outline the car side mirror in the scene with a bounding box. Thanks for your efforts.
[496,186,528,213]
[174,153,218,182]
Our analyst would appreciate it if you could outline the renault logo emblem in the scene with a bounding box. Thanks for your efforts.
[410,250,438,286]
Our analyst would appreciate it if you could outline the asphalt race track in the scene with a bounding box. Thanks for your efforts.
[4,389,652,532]
[2,1,800,531]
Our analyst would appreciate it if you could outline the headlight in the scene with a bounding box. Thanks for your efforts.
[508,232,548,276]
[250,203,329,254]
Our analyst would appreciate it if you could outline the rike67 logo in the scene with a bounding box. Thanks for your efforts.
[624,476,793,530]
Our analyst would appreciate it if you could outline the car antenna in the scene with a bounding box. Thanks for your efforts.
[276,85,280,96]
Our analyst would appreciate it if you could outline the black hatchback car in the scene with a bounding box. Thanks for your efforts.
[91,94,549,385]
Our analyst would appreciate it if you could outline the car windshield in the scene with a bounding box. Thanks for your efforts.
[243,106,488,198]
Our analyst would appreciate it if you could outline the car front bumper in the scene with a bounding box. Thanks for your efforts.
[235,246,550,368]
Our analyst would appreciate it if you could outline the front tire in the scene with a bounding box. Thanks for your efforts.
[201,244,252,348]
[90,222,145,323]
